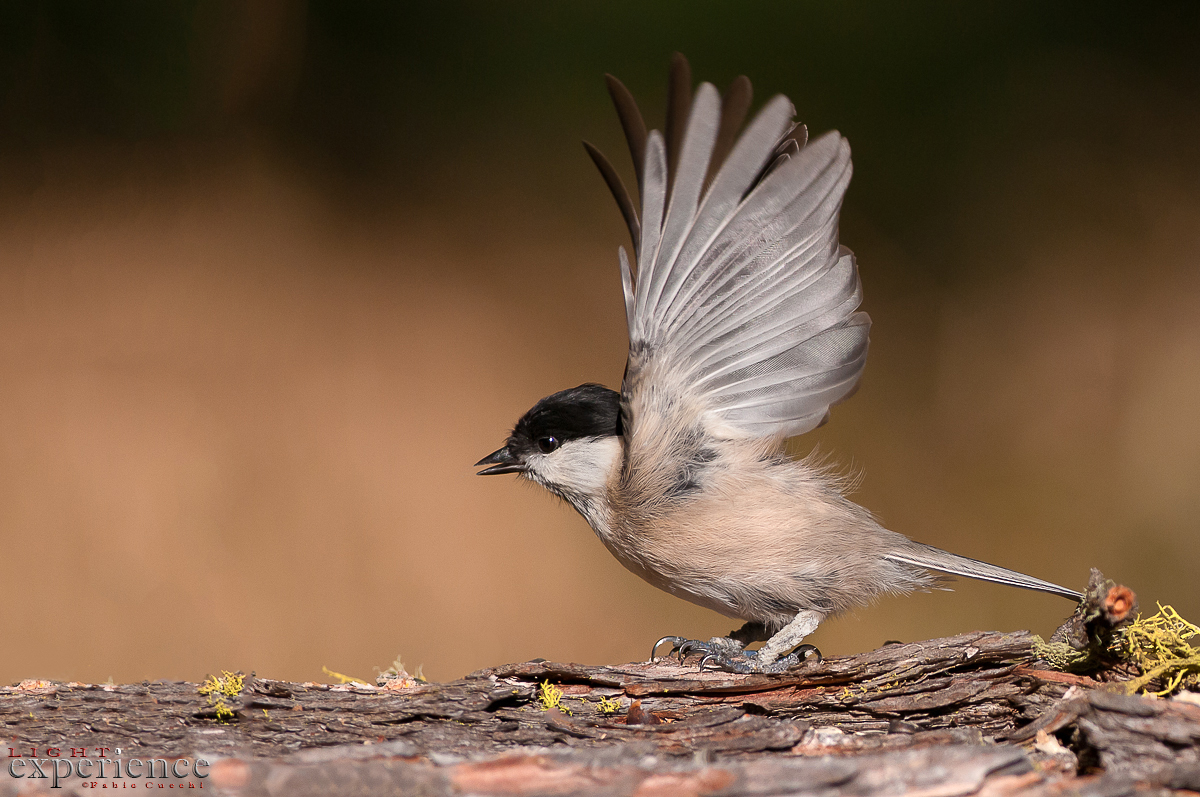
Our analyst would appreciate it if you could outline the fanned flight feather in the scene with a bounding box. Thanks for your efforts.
[594,58,869,441]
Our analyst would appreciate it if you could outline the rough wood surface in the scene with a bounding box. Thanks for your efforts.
[3,627,1199,796]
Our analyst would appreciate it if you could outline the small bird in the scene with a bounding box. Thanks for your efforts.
[476,55,1082,673]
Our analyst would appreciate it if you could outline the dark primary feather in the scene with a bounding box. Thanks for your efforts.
[604,74,648,194]
[664,52,693,194]
[587,59,766,291]
[583,141,641,253]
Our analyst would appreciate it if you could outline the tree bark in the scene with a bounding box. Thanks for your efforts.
[2,574,1197,795]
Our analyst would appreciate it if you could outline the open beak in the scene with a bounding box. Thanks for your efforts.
[474,445,525,476]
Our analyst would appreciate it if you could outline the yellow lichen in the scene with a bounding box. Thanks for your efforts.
[1119,603,1200,696]
[321,666,371,686]
[198,670,244,698]
[536,680,571,714]
[198,670,244,722]
[596,695,622,715]
[212,700,234,722]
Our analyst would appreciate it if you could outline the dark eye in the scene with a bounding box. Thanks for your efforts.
[536,436,560,454]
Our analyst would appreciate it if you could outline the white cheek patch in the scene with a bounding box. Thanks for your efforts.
[528,436,622,501]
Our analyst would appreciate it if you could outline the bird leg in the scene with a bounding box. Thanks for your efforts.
[650,611,825,674]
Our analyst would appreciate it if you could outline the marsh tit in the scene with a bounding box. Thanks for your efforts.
[476,55,1082,673]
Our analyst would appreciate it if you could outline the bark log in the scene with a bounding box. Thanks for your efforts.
[2,574,1196,795]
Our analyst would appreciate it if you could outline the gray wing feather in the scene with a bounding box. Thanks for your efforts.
[673,165,852,367]
[601,66,868,440]
[641,83,722,325]
[619,246,636,340]
[664,132,851,345]
[689,250,860,380]
[626,108,865,438]
[650,96,795,329]
[716,320,869,438]
[634,132,668,328]
[706,75,754,191]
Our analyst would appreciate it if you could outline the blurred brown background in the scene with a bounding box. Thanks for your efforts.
[1,1,1198,685]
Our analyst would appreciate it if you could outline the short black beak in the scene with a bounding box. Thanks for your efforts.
[474,446,525,476]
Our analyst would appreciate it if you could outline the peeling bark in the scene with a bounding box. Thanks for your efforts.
[2,626,1198,795]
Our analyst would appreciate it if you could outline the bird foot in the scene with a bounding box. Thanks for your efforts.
[651,636,821,674]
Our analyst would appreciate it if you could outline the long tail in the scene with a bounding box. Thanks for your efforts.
[885,544,1083,602]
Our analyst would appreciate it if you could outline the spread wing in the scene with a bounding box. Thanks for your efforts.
[586,55,868,440]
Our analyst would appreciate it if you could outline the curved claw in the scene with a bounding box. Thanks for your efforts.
[795,644,822,664]
[651,636,686,662]
[698,653,718,673]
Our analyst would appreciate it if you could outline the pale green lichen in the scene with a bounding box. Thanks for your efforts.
[1031,637,1096,672]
